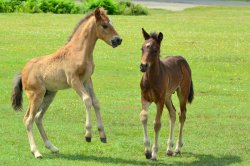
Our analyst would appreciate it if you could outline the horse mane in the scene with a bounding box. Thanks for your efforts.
[149,32,159,41]
[67,8,107,43]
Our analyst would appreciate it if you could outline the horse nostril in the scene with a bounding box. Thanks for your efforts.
[140,64,143,70]
[140,63,148,72]
[112,37,122,46]
[117,38,122,45]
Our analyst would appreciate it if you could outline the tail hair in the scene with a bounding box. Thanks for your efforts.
[11,73,23,111]
[188,80,194,104]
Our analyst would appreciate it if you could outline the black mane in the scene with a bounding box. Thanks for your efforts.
[67,11,94,43]
[149,32,159,41]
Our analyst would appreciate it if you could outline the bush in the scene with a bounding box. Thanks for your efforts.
[119,1,148,15]
[0,0,148,15]
[17,0,41,13]
[83,0,148,15]
[0,0,25,12]
[39,0,80,14]
[83,0,120,15]
[0,0,80,13]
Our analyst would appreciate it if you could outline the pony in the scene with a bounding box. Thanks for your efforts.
[139,28,194,160]
[11,7,122,159]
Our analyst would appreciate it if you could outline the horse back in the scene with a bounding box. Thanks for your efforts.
[162,56,191,76]
[22,50,70,91]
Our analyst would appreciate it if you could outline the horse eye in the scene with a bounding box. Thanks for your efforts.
[101,24,108,29]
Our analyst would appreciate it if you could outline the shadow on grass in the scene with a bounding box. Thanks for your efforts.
[46,152,241,165]
[183,152,241,166]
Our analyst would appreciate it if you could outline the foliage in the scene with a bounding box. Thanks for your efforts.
[0,0,81,14]
[83,0,120,15]
[17,0,41,13]
[119,1,148,15]
[0,0,25,12]
[39,0,80,14]
[83,0,148,15]
[0,0,148,15]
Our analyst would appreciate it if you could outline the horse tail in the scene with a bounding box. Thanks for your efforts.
[11,73,23,111]
[188,80,194,104]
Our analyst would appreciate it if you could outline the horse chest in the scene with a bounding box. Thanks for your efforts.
[141,81,164,103]
[77,62,94,81]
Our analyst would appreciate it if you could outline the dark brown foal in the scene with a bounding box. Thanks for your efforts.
[139,28,194,160]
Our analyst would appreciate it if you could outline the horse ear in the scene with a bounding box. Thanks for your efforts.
[142,28,150,40]
[158,32,163,43]
[95,7,102,21]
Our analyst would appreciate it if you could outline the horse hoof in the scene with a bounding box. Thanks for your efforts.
[51,147,59,153]
[174,150,181,156]
[145,151,152,159]
[166,150,173,156]
[36,155,43,159]
[85,137,91,142]
[32,151,42,159]
[100,138,107,143]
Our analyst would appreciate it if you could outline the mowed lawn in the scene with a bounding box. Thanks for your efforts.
[0,6,250,165]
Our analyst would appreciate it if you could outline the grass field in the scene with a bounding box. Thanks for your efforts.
[0,6,250,165]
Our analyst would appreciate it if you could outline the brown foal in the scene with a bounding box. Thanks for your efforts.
[11,8,122,159]
[139,28,194,160]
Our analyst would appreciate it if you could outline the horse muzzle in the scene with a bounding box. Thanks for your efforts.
[140,63,148,72]
[111,36,122,48]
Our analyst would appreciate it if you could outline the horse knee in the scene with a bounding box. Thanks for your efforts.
[92,99,100,111]
[169,111,176,122]
[154,121,161,132]
[35,110,44,124]
[83,96,92,110]
[178,112,186,122]
[24,117,34,130]
[140,111,148,124]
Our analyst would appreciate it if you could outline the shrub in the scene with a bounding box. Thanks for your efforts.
[0,0,148,15]
[119,1,148,15]
[39,0,80,14]
[0,0,25,12]
[17,0,41,13]
[83,0,148,15]
[83,0,120,15]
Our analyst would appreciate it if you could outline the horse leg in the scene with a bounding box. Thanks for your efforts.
[86,79,106,143]
[151,102,164,160]
[140,99,151,159]
[174,88,188,156]
[165,97,176,156]
[35,91,59,153]
[70,77,93,142]
[24,89,45,159]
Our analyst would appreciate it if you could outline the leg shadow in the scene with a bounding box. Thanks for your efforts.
[179,152,242,166]
[46,152,165,165]
[45,152,241,166]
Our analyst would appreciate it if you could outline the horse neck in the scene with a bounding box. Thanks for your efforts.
[145,58,162,81]
[66,17,97,60]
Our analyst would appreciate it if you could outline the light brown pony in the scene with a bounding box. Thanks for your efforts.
[11,8,122,159]
[139,28,194,160]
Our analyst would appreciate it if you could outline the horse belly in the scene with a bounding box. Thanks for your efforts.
[43,70,69,91]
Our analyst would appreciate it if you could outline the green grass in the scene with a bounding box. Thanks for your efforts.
[0,6,250,165]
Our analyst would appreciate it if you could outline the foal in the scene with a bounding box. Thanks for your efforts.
[11,8,122,159]
[139,28,194,160]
